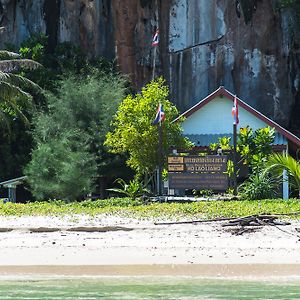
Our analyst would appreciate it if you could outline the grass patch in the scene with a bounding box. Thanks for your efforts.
[0,198,299,221]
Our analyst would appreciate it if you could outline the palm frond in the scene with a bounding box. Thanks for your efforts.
[0,71,10,81]
[0,59,42,72]
[2,97,29,125]
[0,108,12,134]
[0,80,31,100]
[0,50,20,60]
[4,73,42,92]
[266,153,300,193]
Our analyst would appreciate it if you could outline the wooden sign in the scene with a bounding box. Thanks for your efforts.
[168,155,227,173]
[167,155,228,191]
[168,164,185,172]
[184,155,227,173]
[169,173,228,190]
[168,156,184,164]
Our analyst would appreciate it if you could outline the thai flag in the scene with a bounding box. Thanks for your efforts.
[152,103,165,125]
[152,29,159,47]
[232,95,239,125]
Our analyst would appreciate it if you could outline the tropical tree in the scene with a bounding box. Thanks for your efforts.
[105,77,192,181]
[25,72,127,201]
[265,153,300,198]
[0,50,41,124]
[237,126,275,172]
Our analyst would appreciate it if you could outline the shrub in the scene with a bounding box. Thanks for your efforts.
[25,73,126,201]
[238,172,278,200]
[107,178,150,199]
[25,132,97,201]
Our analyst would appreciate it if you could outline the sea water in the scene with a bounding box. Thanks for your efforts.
[0,277,300,299]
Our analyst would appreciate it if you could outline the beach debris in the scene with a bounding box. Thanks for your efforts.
[0,226,134,233]
[224,227,261,236]
[66,226,133,232]
[221,215,291,227]
[154,216,238,225]
[155,214,293,227]
[155,214,297,237]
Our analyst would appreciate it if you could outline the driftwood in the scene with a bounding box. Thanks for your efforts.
[155,213,295,226]
[154,216,238,226]
[223,215,291,227]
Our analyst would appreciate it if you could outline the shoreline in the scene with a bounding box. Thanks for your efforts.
[0,264,300,280]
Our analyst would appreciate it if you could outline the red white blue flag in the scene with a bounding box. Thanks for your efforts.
[232,95,239,125]
[152,103,165,125]
[152,29,159,46]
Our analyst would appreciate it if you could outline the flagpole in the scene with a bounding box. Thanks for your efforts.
[232,95,239,196]
[158,120,163,196]
[233,123,238,196]
[153,103,164,196]
[152,43,157,80]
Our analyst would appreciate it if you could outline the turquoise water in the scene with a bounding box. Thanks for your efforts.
[0,277,300,299]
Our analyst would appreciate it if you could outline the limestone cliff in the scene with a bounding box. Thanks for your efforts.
[0,0,299,136]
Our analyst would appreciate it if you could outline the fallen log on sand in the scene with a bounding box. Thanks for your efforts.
[155,213,295,226]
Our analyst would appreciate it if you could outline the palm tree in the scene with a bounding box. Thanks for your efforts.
[0,50,41,124]
[266,153,300,198]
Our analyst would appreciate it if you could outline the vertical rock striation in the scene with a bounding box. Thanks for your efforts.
[0,0,299,135]
[111,0,157,88]
[164,0,300,136]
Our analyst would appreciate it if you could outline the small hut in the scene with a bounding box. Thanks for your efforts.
[0,176,27,203]
[174,87,300,199]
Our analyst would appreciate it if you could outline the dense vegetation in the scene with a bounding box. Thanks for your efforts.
[0,34,133,200]
[105,77,192,181]
[25,73,127,201]
[0,198,299,220]
[1,35,109,181]
[0,33,299,203]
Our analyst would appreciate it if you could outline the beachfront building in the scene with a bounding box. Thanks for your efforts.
[173,86,300,199]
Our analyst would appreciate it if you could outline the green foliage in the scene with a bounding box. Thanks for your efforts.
[238,126,275,172]
[209,137,232,152]
[25,73,127,201]
[25,132,97,201]
[208,126,275,179]
[0,199,300,221]
[236,126,277,199]
[80,197,143,208]
[0,119,33,180]
[0,34,121,186]
[209,143,218,151]
[19,33,47,62]
[107,178,150,199]
[238,172,278,200]
[277,0,300,24]
[265,153,300,197]
[218,136,232,150]
[226,159,234,178]
[277,0,297,8]
[0,50,41,126]
[105,77,192,178]
[192,189,214,197]
[17,34,115,91]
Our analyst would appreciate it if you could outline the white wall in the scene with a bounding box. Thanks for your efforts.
[182,96,269,135]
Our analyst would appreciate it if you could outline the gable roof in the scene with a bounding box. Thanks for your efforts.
[174,86,300,148]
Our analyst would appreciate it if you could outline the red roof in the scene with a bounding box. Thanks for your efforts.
[174,86,300,148]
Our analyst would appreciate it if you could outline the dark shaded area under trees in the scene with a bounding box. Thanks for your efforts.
[0,34,132,201]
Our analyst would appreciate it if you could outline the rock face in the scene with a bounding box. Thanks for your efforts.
[0,0,299,135]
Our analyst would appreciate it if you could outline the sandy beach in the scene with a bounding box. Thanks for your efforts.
[0,215,300,279]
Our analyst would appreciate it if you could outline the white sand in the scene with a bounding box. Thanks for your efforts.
[0,215,300,277]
